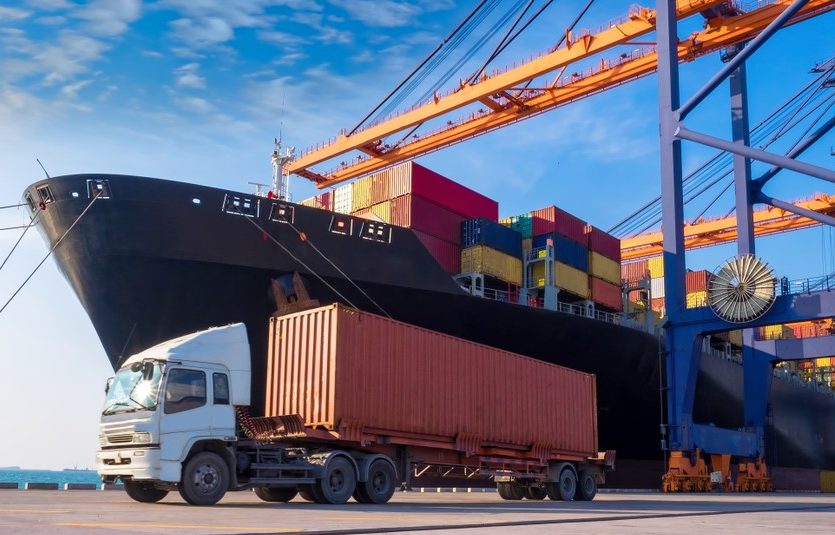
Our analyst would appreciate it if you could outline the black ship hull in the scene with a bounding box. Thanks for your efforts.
[26,174,834,480]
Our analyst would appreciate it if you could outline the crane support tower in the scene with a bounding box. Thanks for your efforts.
[655,0,835,492]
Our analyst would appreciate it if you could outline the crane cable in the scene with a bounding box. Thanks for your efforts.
[0,192,101,318]
[0,213,40,274]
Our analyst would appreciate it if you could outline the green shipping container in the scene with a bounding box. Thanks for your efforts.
[500,213,533,238]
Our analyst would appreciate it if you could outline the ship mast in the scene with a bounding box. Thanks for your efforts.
[271,138,295,201]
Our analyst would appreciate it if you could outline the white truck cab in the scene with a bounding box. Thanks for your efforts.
[97,324,250,503]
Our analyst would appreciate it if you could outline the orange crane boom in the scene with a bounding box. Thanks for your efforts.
[287,0,835,186]
[620,194,835,261]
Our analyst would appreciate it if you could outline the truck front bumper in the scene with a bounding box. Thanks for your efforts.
[97,448,178,482]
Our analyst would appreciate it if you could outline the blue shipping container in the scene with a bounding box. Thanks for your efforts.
[461,218,523,257]
[531,233,588,272]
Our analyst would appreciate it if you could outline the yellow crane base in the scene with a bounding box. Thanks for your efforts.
[662,452,776,492]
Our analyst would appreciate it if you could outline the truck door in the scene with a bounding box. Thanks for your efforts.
[209,372,235,438]
[159,368,212,462]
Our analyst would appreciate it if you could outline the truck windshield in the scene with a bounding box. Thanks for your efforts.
[102,362,163,415]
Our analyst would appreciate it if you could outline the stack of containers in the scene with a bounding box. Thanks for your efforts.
[460,218,523,285]
[647,255,665,314]
[342,162,499,275]
[528,205,589,298]
[685,270,710,308]
[297,191,331,210]
[585,226,622,311]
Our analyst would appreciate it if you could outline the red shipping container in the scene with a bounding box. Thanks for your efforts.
[621,260,649,283]
[266,304,598,456]
[390,194,465,244]
[414,230,461,274]
[370,172,390,205]
[389,162,498,221]
[686,270,710,292]
[318,191,331,211]
[585,226,621,262]
[590,276,623,311]
[651,297,666,314]
[531,205,586,243]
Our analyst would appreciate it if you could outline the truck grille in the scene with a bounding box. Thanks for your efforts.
[107,434,133,444]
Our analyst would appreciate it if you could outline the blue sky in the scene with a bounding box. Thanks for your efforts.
[0,1,832,469]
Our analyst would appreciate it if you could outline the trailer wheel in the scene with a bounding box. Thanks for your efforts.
[298,485,323,503]
[497,481,525,500]
[315,456,356,504]
[124,480,168,503]
[546,468,576,501]
[254,487,298,502]
[575,470,597,501]
[526,484,547,500]
[178,451,229,506]
[354,459,396,504]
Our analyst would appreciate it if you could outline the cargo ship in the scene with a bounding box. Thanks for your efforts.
[24,170,834,486]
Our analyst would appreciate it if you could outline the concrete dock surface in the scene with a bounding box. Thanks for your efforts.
[0,490,832,534]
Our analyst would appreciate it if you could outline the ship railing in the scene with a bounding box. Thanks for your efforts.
[555,302,622,325]
[779,273,835,296]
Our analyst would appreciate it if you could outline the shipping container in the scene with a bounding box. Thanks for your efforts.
[686,290,707,309]
[814,357,833,367]
[531,206,586,244]
[532,233,589,272]
[621,260,649,283]
[319,191,332,211]
[350,208,382,221]
[266,304,598,455]
[389,194,466,244]
[387,162,499,220]
[585,226,621,262]
[761,324,793,340]
[370,172,390,205]
[461,217,523,257]
[298,197,317,208]
[647,256,664,278]
[370,200,391,223]
[590,276,622,311]
[522,237,533,251]
[333,183,353,214]
[531,261,589,298]
[461,245,523,286]
[588,252,620,285]
[650,277,665,299]
[500,213,533,238]
[414,230,461,275]
[686,270,711,293]
[650,297,665,316]
[351,176,373,212]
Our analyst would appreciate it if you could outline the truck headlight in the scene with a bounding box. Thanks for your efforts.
[133,432,151,445]
[98,434,107,447]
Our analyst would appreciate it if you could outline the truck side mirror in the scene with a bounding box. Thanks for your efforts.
[142,361,154,381]
[105,377,114,394]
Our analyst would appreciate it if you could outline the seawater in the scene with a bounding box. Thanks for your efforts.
[0,469,103,489]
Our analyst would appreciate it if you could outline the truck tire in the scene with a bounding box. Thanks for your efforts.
[575,470,597,501]
[314,456,356,504]
[526,484,547,500]
[254,486,298,502]
[124,480,168,503]
[497,481,525,500]
[298,485,322,503]
[545,468,576,501]
[178,451,229,506]
[354,459,396,504]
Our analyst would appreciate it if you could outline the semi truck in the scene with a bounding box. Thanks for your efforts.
[97,304,613,505]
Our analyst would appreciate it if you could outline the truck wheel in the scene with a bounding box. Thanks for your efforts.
[575,470,597,501]
[497,481,525,500]
[299,485,322,503]
[354,459,396,504]
[178,451,229,506]
[124,480,168,503]
[254,487,298,502]
[546,468,576,501]
[526,484,547,500]
[315,456,356,504]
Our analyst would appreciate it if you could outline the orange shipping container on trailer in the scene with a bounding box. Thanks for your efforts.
[265,304,598,457]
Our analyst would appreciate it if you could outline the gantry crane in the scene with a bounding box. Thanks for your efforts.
[286,0,834,186]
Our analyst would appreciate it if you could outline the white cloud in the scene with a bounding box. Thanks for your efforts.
[141,50,163,58]
[176,96,213,113]
[273,52,307,66]
[334,0,420,28]
[60,79,93,98]
[75,0,142,37]
[316,26,352,45]
[0,6,31,21]
[175,63,206,89]
[98,84,118,101]
[34,15,66,25]
[257,30,305,48]
[170,17,233,46]
[25,0,73,10]
[35,31,109,85]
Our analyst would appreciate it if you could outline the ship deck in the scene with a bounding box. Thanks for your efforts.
[1,489,833,534]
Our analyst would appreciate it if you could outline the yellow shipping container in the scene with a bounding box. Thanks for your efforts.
[588,252,620,285]
[522,238,532,251]
[762,324,793,340]
[461,245,522,286]
[351,176,373,212]
[814,357,833,367]
[821,471,835,493]
[686,290,708,309]
[530,262,589,297]
[648,255,664,278]
[370,201,391,223]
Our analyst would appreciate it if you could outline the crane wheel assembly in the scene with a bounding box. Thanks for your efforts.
[662,451,775,492]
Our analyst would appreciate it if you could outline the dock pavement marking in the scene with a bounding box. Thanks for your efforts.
[0,508,72,514]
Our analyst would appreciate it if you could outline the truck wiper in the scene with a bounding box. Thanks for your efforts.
[102,401,138,415]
